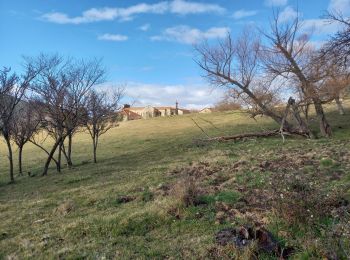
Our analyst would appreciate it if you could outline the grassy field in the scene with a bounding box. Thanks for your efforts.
[0,102,350,259]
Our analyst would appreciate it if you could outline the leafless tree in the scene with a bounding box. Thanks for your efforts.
[85,88,124,163]
[60,58,106,167]
[317,57,349,115]
[11,100,42,175]
[194,29,292,130]
[323,11,350,63]
[0,65,39,182]
[213,94,241,112]
[260,12,332,137]
[28,54,105,175]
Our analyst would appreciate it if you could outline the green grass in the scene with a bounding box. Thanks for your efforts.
[0,102,350,259]
[198,191,241,205]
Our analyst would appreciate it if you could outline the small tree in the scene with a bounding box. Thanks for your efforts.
[0,65,38,182]
[11,100,42,175]
[85,88,123,163]
[28,54,105,175]
[317,59,349,115]
[324,11,350,61]
[61,58,106,167]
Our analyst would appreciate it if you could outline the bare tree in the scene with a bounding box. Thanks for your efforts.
[317,58,349,115]
[324,11,350,61]
[213,94,241,112]
[61,58,106,167]
[85,88,123,163]
[261,12,332,137]
[11,100,41,175]
[195,29,292,130]
[0,65,39,182]
[28,54,105,176]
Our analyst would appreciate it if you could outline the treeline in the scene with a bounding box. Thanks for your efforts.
[0,54,124,183]
[196,10,350,137]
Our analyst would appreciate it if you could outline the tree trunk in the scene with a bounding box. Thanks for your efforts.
[30,140,60,170]
[67,133,73,167]
[4,136,14,183]
[92,135,98,163]
[289,98,314,138]
[61,140,73,168]
[57,141,62,173]
[18,146,23,175]
[304,103,310,123]
[335,96,345,115]
[245,88,292,130]
[42,138,62,176]
[313,98,332,137]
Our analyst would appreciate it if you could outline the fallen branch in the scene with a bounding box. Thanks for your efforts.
[195,129,309,142]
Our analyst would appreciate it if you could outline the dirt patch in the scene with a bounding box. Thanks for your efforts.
[215,225,294,258]
[168,161,223,179]
[116,195,135,204]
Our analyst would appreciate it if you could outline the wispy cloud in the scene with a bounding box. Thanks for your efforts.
[151,25,229,44]
[328,0,350,15]
[96,81,223,109]
[41,0,225,24]
[232,9,258,19]
[264,0,288,7]
[98,33,128,41]
[169,0,225,15]
[139,23,151,31]
[278,6,298,22]
[124,82,223,109]
[302,19,342,35]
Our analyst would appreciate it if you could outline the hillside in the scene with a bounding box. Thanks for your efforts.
[0,103,350,259]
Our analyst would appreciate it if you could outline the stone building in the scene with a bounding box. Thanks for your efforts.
[122,102,190,120]
[199,107,213,113]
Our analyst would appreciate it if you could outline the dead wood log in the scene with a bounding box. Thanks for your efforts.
[288,98,314,138]
[279,98,293,143]
[195,129,309,143]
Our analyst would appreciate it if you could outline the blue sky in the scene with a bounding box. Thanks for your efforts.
[0,0,348,109]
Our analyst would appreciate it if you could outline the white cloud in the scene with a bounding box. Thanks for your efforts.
[169,0,225,15]
[124,82,223,109]
[151,25,229,44]
[302,19,341,35]
[232,9,258,19]
[139,23,151,31]
[278,6,298,22]
[41,1,225,24]
[98,33,128,41]
[328,0,350,15]
[264,0,288,6]
[96,82,223,109]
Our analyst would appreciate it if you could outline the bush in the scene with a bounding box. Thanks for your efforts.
[214,99,241,112]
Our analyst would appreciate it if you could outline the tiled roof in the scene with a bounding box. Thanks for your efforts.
[121,109,142,120]
[126,106,189,111]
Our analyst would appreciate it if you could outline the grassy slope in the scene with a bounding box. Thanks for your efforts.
[0,102,349,259]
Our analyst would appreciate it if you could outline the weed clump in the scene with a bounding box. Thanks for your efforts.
[54,200,75,216]
[171,176,202,207]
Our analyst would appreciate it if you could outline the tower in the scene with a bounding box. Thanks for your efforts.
[175,100,179,115]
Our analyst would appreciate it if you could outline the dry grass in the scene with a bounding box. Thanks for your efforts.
[0,101,349,258]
